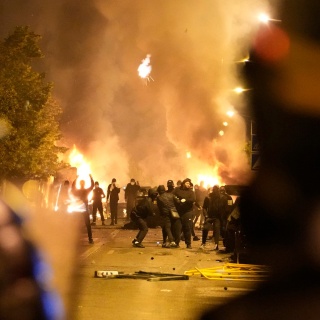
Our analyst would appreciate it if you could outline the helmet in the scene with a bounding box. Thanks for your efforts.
[167,180,174,187]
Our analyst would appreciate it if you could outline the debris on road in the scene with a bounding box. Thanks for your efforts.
[94,270,189,281]
[185,263,270,281]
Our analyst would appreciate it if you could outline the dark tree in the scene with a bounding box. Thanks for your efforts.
[0,26,67,183]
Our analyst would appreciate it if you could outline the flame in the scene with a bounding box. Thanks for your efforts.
[194,163,225,190]
[197,174,222,190]
[138,54,153,82]
[69,145,92,188]
[55,145,109,215]
[66,145,93,213]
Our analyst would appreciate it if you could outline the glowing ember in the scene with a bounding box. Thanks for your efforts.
[226,111,235,117]
[219,130,224,136]
[186,151,192,159]
[138,54,153,82]
[223,122,228,126]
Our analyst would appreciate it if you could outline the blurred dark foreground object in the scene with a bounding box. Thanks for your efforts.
[200,0,320,319]
[0,200,64,320]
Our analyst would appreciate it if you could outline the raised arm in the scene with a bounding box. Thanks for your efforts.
[86,174,94,191]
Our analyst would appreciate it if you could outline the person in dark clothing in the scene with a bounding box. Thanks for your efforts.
[130,188,157,248]
[189,182,201,241]
[193,181,208,230]
[174,180,182,192]
[224,196,241,254]
[125,178,140,221]
[107,178,120,225]
[156,185,181,248]
[71,174,95,244]
[219,185,233,240]
[91,181,106,226]
[200,185,224,250]
[166,179,186,245]
[173,178,196,249]
[167,179,175,193]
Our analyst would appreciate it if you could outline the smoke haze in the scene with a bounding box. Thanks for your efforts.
[0,0,273,188]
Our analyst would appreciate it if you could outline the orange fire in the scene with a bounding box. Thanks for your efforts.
[69,145,92,189]
[65,145,93,213]
[195,165,223,189]
[197,174,221,189]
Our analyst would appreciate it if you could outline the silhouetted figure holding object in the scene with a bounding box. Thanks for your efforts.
[71,174,94,244]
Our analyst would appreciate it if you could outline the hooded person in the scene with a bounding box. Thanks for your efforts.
[156,184,181,248]
[130,187,157,248]
[125,178,140,221]
[173,178,196,249]
[107,178,120,225]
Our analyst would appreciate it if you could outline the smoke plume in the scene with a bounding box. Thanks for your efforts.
[1,0,273,188]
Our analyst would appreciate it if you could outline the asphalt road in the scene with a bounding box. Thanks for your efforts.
[68,218,259,320]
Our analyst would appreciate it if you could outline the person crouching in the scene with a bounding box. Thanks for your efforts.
[130,188,157,248]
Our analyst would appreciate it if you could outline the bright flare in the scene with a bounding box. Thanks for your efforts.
[186,151,192,159]
[233,87,245,94]
[197,174,221,189]
[219,130,224,136]
[258,13,270,24]
[69,145,92,188]
[226,111,235,117]
[67,145,94,213]
[223,122,228,126]
[258,13,281,23]
[138,54,153,81]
